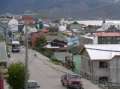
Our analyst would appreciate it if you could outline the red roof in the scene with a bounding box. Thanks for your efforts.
[42,29,49,33]
[22,16,33,20]
[22,16,35,24]
[96,32,120,37]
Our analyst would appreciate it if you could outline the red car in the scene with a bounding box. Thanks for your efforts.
[61,73,83,89]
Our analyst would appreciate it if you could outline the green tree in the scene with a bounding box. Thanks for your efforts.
[34,36,54,58]
[49,26,58,32]
[35,36,47,52]
[7,63,26,89]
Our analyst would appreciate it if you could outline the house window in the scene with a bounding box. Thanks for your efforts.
[99,77,108,84]
[99,61,108,68]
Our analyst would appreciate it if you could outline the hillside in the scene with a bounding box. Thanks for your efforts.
[1,0,120,19]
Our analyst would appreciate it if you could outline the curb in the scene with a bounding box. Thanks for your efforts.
[35,51,73,74]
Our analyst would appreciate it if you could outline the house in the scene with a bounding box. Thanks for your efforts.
[80,44,120,85]
[22,15,35,25]
[8,17,18,32]
[44,39,72,62]
[94,25,120,44]
[66,36,80,46]
[58,24,67,32]
[69,22,83,32]
[44,39,67,51]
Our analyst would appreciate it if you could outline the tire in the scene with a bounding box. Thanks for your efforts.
[80,87,84,89]
[67,86,70,89]
[62,82,65,86]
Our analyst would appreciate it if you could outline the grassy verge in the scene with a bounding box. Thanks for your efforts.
[50,58,62,65]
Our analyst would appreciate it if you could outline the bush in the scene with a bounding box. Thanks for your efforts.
[34,36,47,51]
[42,49,53,58]
[7,63,27,89]
[50,58,62,65]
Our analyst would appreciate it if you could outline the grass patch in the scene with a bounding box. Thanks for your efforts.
[50,58,62,65]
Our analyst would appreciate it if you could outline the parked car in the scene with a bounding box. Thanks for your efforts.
[27,80,40,89]
[61,73,83,89]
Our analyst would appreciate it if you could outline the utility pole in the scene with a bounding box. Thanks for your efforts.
[24,24,28,89]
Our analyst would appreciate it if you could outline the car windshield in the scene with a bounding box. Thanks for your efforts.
[12,44,19,48]
[69,75,81,79]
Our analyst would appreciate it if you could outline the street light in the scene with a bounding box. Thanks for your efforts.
[24,20,29,89]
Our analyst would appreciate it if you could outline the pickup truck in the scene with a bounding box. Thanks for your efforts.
[61,73,83,89]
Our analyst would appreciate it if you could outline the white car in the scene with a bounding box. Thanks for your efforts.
[27,80,40,89]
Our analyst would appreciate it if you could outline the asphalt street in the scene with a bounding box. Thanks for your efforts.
[0,42,7,61]
[9,47,66,89]
[9,47,101,89]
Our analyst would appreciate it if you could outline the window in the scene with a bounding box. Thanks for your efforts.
[99,61,108,68]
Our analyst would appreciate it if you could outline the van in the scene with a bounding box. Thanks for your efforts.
[11,40,20,52]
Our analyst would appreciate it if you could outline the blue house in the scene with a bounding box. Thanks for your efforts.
[66,36,80,46]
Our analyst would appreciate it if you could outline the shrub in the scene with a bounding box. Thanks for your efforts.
[7,63,27,89]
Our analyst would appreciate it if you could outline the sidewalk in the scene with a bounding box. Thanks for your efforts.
[33,50,101,89]
[4,80,9,89]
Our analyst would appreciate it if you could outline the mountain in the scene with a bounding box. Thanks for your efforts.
[1,0,120,19]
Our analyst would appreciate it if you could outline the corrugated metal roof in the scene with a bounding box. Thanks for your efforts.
[85,44,120,60]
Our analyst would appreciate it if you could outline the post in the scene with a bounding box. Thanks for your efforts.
[24,25,28,89]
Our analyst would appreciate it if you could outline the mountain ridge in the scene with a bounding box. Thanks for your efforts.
[1,0,120,19]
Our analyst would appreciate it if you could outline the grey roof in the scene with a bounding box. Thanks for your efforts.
[97,23,120,32]
[84,44,120,60]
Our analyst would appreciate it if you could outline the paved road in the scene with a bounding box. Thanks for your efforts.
[0,42,7,61]
[9,47,101,89]
[9,47,66,89]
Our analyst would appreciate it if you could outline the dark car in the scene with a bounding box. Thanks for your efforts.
[61,73,83,89]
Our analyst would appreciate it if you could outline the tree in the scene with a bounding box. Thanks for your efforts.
[35,36,47,52]
[7,63,26,89]
[35,36,53,58]
[48,26,58,32]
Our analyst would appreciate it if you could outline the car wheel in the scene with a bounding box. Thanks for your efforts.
[67,87,69,89]
[67,86,70,89]
[62,82,65,86]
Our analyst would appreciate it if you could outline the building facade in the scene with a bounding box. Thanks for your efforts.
[94,25,120,44]
[80,45,120,85]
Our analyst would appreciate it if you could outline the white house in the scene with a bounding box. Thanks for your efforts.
[23,26,37,34]
[80,44,120,85]
[58,24,67,32]
[8,17,18,32]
